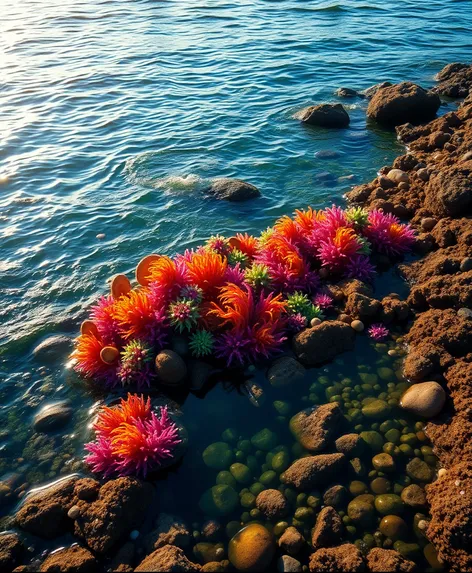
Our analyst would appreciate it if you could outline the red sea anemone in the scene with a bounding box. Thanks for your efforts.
[231,233,259,259]
[146,256,189,301]
[85,394,182,478]
[317,227,362,272]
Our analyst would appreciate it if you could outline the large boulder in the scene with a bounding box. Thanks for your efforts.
[292,321,355,366]
[207,178,261,202]
[33,335,73,363]
[135,545,201,572]
[424,162,472,217]
[433,63,472,98]
[309,544,365,572]
[283,453,346,491]
[298,104,350,128]
[39,545,98,573]
[367,82,440,126]
[289,403,343,452]
[0,533,24,572]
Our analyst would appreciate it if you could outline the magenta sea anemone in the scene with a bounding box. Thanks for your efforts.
[365,210,416,256]
[117,340,154,389]
[368,323,389,341]
[313,293,333,309]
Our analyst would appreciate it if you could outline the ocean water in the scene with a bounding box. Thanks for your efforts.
[0,0,470,560]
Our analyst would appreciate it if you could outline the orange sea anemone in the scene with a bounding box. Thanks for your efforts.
[185,250,228,297]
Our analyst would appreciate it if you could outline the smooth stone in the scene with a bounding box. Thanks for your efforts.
[400,381,446,418]
[155,349,187,385]
[277,555,302,572]
[230,463,252,485]
[351,320,364,332]
[406,458,434,482]
[33,335,73,363]
[401,484,427,508]
[421,217,437,232]
[374,494,404,516]
[379,515,408,540]
[298,103,350,128]
[67,505,80,519]
[387,169,409,184]
[203,443,234,470]
[251,429,278,451]
[33,401,72,432]
[199,485,239,517]
[267,357,305,388]
[372,453,395,473]
[393,541,421,561]
[457,307,472,319]
[362,400,391,419]
[360,431,384,453]
[370,477,391,495]
[335,87,358,98]
[208,178,261,202]
[228,524,275,571]
[460,257,472,272]
[347,497,375,527]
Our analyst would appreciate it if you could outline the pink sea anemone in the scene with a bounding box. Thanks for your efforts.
[313,293,333,309]
[364,210,416,256]
[367,323,389,341]
[90,296,122,346]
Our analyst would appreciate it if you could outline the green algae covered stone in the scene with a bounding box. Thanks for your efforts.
[251,429,278,451]
[199,485,239,517]
[203,442,234,470]
[362,399,391,419]
[374,494,404,516]
[230,463,253,484]
[272,450,290,473]
[216,471,237,488]
[360,431,384,453]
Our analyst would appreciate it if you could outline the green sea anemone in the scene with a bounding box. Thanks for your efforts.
[286,292,324,322]
[189,329,215,357]
[346,206,369,228]
[227,249,249,268]
[244,263,271,289]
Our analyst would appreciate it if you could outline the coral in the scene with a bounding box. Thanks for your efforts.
[313,293,333,309]
[85,394,182,478]
[368,323,389,341]
[117,340,154,389]
[189,330,214,358]
[168,298,200,333]
[146,256,189,301]
[233,232,259,259]
[318,227,362,271]
[286,292,323,322]
[90,296,122,346]
[345,254,376,281]
[185,250,228,297]
[287,312,307,332]
[179,284,203,304]
[345,206,369,228]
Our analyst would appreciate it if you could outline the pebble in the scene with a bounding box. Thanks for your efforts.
[129,530,140,540]
[33,401,73,432]
[461,151,472,161]
[96,233,106,239]
[277,555,302,572]
[417,520,428,531]
[387,349,397,357]
[437,468,447,478]
[310,318,322,327]
[420,217,437,232]
[215,548,225,559]
[351,320,364,332]
[416,168,430,181]
[387,169,409,184]
[457,308,472,319]
[398,181,409,191]
[460,257,472,272]
[67,505,80,520]
[400,382,446,418]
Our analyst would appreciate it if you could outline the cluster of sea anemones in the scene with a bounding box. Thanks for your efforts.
[72,205,414,383]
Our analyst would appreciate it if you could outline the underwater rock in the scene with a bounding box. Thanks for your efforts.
[360,431,384,453]
[199,485,239,517]
[311,506,344,549]
[323,485,348,508]
[277,555,302,572]
[267,357,305,388]
[400,381,446,418]
[366,548,416,572]
[283,453,346,491]
[208,178,261,202]
[298,103,350,128]
[39,545,98,572]
[0,533,24,572]
[33,334,73,363]
[292,321,355,366]
[433,62,472,97]
[406,458,434,483]
[228,523,275,572]
[203,442,234,471]
[16,475,78,538]
[289,403,343,452]
[75,478,100,502]
[345,293,381,322]
[155,350,187,385]
[108,541,135,572]
[201,520,223,542]
[33,401,72,432]
[335,433,364,457]
[278,526,304,556]
[379,515,408,541]
[309,544,365,572]
[144,513,191,552]
[255,489,288,519]
[400,485,427,509]
[73,477,153,554]
[367,82,440,126]
[347,496,375,527]
[230,463,252,484]
[250,428,278,451]
[375,494,405,516]
[335,87,359,98]
[135,544,201,572]
[362,400,391,420]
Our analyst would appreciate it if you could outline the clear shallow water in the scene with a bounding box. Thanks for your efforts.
[0,0,469,560]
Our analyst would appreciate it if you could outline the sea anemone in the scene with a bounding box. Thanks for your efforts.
[313,293,333,309]
[90,296,122,346]
[185,251,228,297]
[112,289,167,347]
[344,254,376,282]
[146,256,189,302]
[346,206,369,228]
[367,323,389,341]
[72,334,118,387]
[206,235,231,257]
[179,284,203,304]
[286,312,307,332]
[168,298,200,333]
[224,263,246,287]
[364,210,416,256]
[317,227,362,271]
[244,263,272,290]
[227,249,249,268]
[189,329,214,358]
[117,340,154,389]
[232,233,259,259]
[85,394,182,478]
[286,292,323,322]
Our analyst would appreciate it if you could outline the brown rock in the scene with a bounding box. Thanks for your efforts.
[289,403,343,452]
[135,545,201,572]
[335,434,364,457]
[255,489,288,520]
[311,506,343,549]
[400,382,446,418]
[323,485,348,508]
[278,527,304,556]
[75,479,100,502]
[366,548,416,572]
[283,454,345,491]
[367,82,440,126]
[267,357,305,388]
[40,545,97,573]
[425,162,472,217]
[434,63,472,98]
[0,533,24,572]
[380,295,409,324]
[208,178,260,202]
[401,485,427,509]
[144,513,191,553]
[109,542,135,573]
[345,293,381,322]
[155,350,187,385]
[298,103,350,128]
[309,544,365,572]
[292,321,355,366]
[74,477,154,554]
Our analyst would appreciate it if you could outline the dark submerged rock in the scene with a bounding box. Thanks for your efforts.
[0,533,24,572]
[33,335,73,363]
[283,453,346,491]
[292,321,355,366]
[39,545,98,573]
[33,401,72,432]
[207,178,261,202]
[289,403,343,452]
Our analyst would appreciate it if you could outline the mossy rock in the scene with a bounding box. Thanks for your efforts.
[273,401,292,417]
[374,494,404,516]
[199,485,239,517]
[216,471,238,488]
[222,428,239,444]
[406,458,434,482]
[347,497,375,527]
[360,431,384,452]
[231,463,253,485]
[203,442,234,470]
[272,451,290,473]
[251,429,278,452]
[362,400,391,419]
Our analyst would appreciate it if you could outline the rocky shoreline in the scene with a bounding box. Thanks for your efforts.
[1,63,471,572]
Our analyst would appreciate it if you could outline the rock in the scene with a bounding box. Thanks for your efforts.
[360,431,384,453]
[0,533,24,572]
[201,520,222,542]
[379,515,408,541]
[425,162,472,217]
[68,505,80,520]
[278,526,304,556]
[277,555,302,572]
[351,320,364,332]
[267,357,305,388]
[372,453,395,473]
[39,545,97,573]
[203,442,234,470]
[189,361,215,391]
[406,458,434,483]
[199,486,239,517]
[228,524,275,572]
[16,476,78,538]
[311,506,343,549]
[367,82,440,126]
[433,63,472,98]
[345,293,381,322]
[144,513,191,552]
[289,403,343,452]
[33,401,72,432]
[155,350,187,385]
[347,497,375,527]
[208,178,260,202]
[460,257,472,272]
[400,382,446,418]
[375,494,404,516]
[108,542,135,572]
[283,453,345,491]
[201,562,228,572]
[251,428,278,451]
[135,545,201,572]
[401,485,427,509]
[74,477,154,554]
[335,87,358,98]
[387,169,409,184]
[298,103,350,128]
[75,479,100,502]
[335,434,364,457]
[458,308,472,319]
[33,335,73,363]
[230,463,252,485]
[366,548,416,572]
[323,485,348,508]
[309,544,365,572]
[292,321,355,366]
[362,400,391,420]
[255,489,288,519]
[364,82,392,98]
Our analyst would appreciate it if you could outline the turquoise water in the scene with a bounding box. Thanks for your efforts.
[0,0,469,562]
